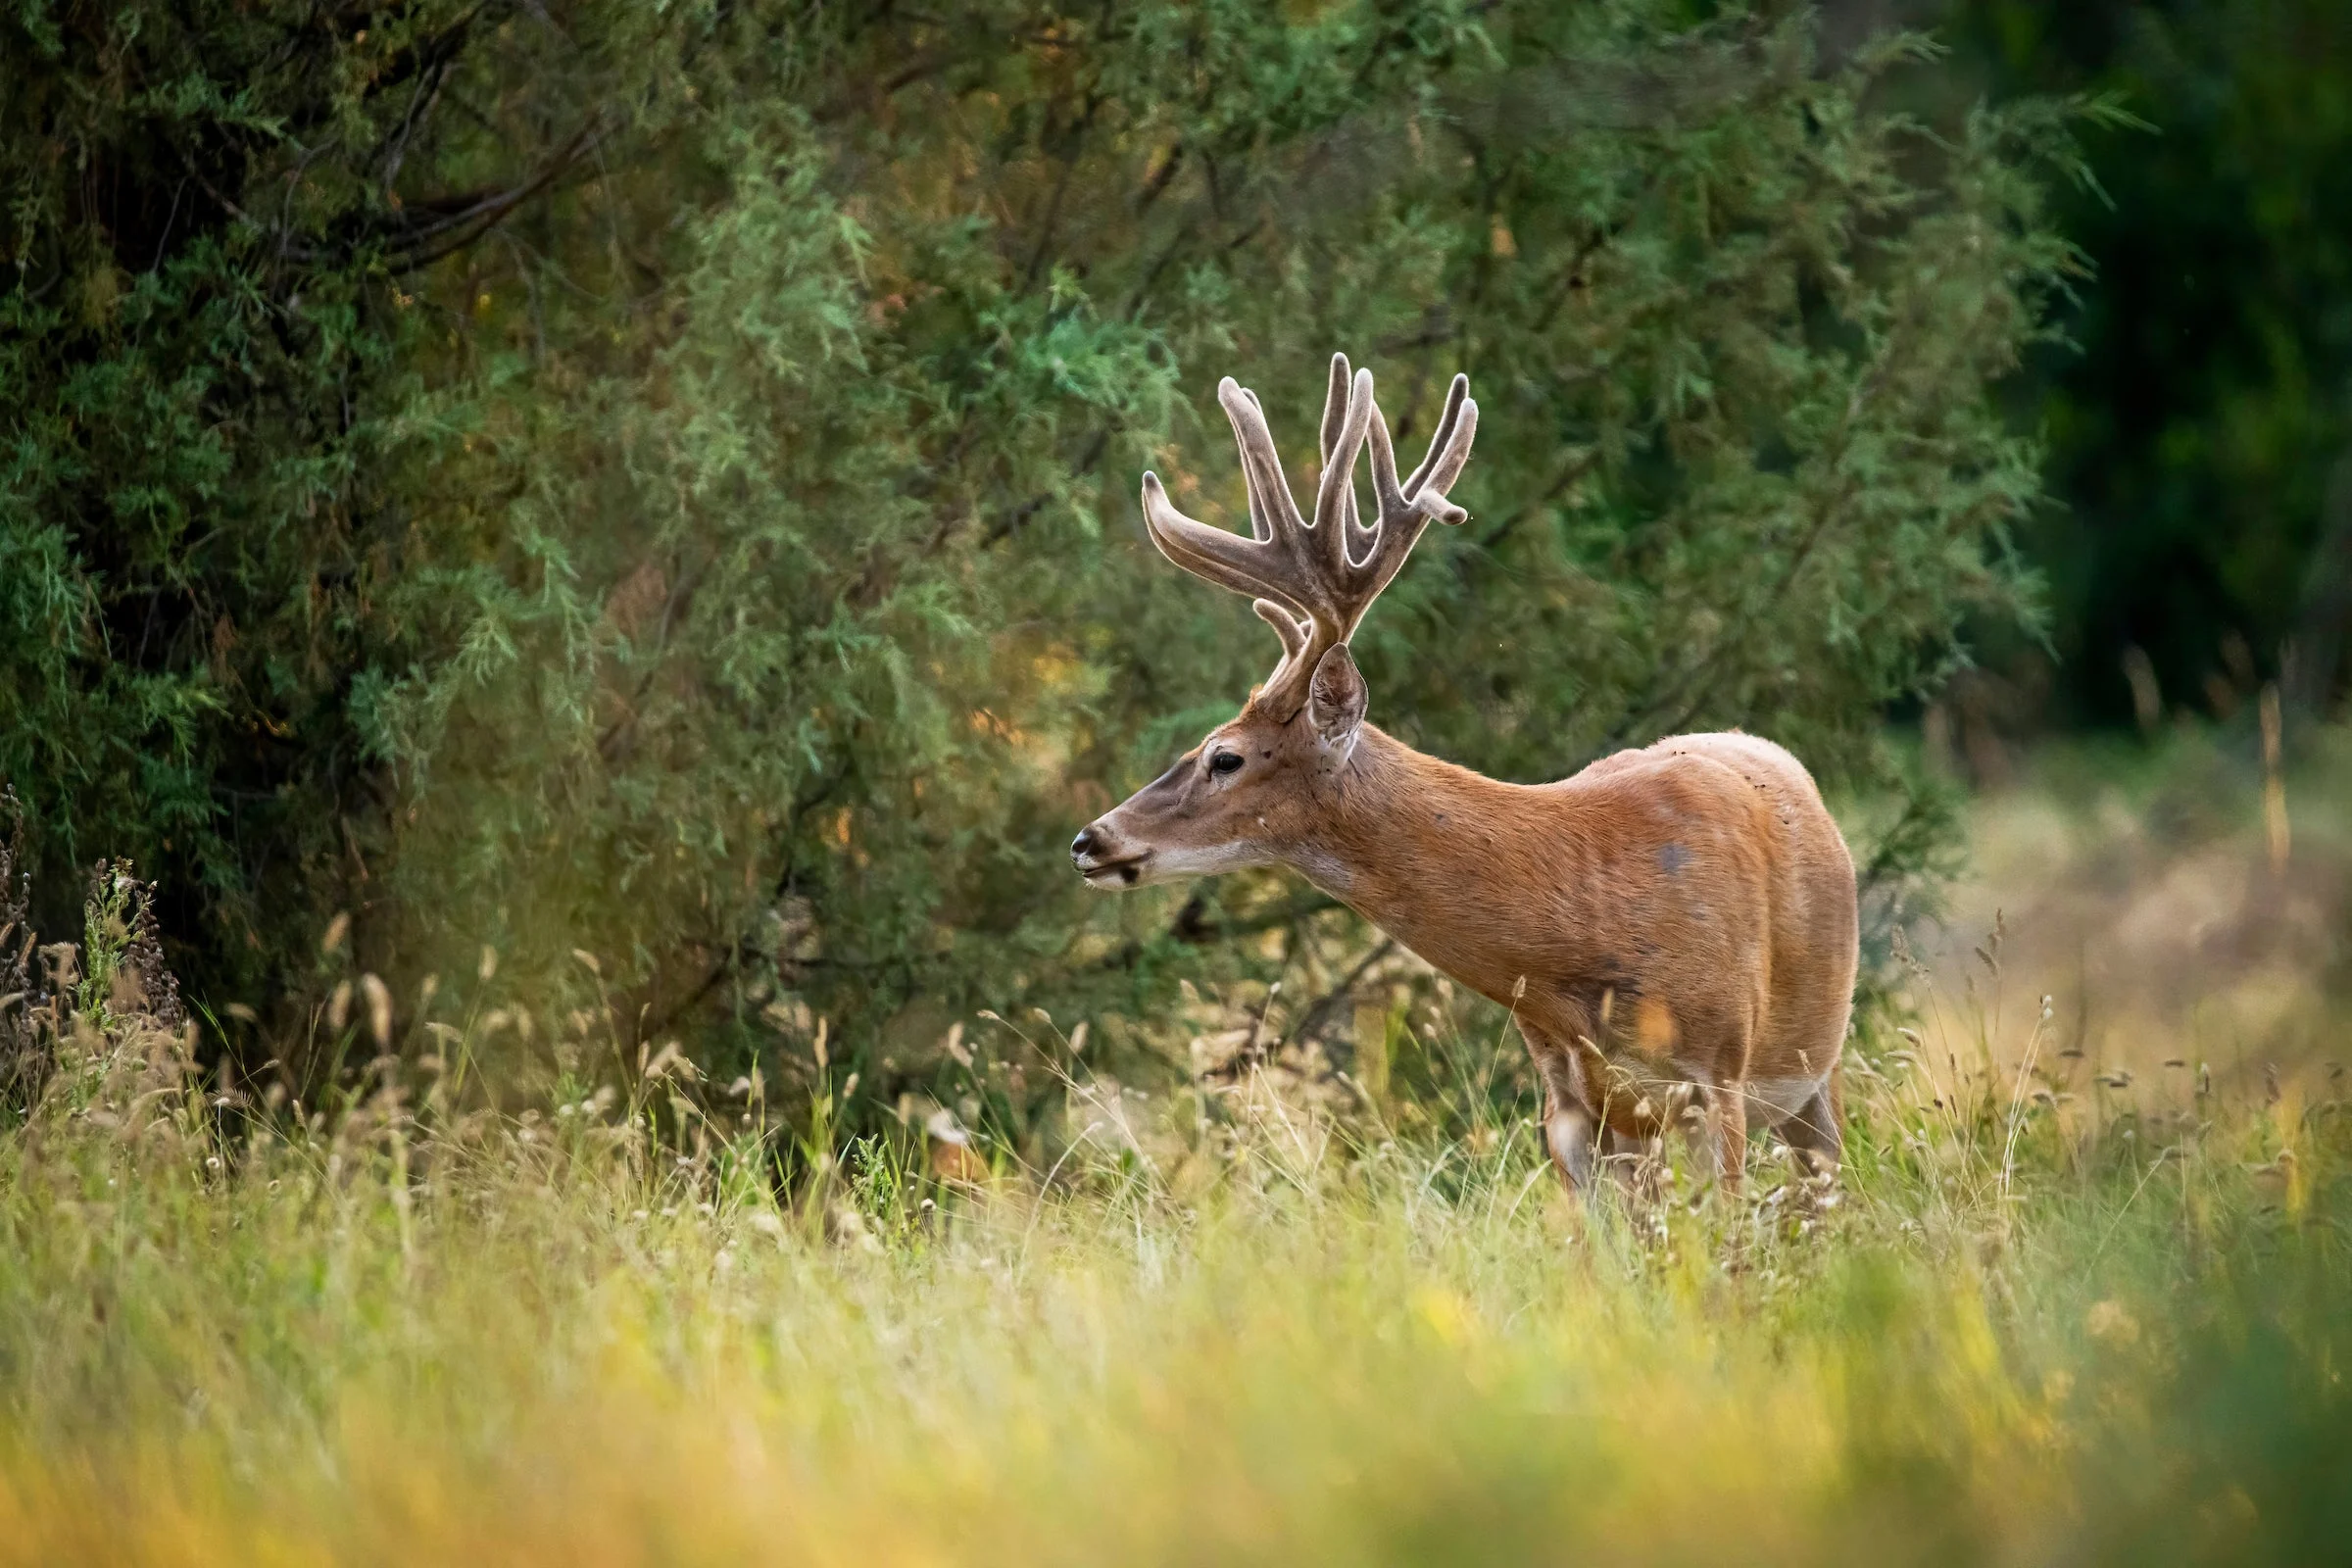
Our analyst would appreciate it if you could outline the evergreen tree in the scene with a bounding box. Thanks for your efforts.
[4,2,2096,1104]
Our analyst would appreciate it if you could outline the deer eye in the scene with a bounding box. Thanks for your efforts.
[1208,750,1244,777]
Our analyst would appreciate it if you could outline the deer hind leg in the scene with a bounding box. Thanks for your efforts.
[1599,1126,1665,1201]
[1782,1071,1843,1179]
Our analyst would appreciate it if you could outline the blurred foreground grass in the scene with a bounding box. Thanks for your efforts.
[3,734,2350,1565]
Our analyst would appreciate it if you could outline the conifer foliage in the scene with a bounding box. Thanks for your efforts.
[4,2,2091,1092]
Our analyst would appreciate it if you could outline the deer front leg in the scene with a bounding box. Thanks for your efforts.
[1521,1023,1600,1193]
[1599,1126,1665,1200]
[1541,1083,1597,1191]
[1694,1082,1749,1196]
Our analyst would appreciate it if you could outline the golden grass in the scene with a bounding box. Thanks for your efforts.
[2,737,2348,1565]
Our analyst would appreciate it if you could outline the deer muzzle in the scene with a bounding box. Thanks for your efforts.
[1070,823,1152,888]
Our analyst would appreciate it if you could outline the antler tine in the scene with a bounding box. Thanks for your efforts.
[1403,373,1473,499]
[1253,597,1310,651]
[1416,405,1478,516]
[1219,378,1346,627]
[1396,374,1477,528]
[1317,354,1351,467]
[1236,387,1278,544]
[1363,372,1478,543]
[1219,379,1308,539]
[1252,597,1311,682]
[1317,354,1363,544]
[1140,471,1296,606]
[1334,372,1481,636]
[1365,388,1409,523]
[1312,367,1376,579]
[1340,391,1429,634]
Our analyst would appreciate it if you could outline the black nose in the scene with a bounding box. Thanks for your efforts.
[1071,827,1100,859]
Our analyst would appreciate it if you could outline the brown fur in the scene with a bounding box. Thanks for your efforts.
[1076,697,1858,1195]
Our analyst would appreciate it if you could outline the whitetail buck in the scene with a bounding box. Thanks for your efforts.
[1070,355,1859,1194]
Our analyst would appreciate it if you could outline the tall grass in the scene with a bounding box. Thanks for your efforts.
[1,761,2348,1565]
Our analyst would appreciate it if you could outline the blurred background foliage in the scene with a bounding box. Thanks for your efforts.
[3,0,2344,1117]
[1929,0,2352,734]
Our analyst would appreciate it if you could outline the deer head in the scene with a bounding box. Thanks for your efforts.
[1072,354,1477,889]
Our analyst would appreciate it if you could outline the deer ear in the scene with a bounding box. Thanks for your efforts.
[1308,644,1367,747]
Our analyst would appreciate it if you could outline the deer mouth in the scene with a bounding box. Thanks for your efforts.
[1077,851,1152,888]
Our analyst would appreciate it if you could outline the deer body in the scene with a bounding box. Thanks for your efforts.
[1277,723,1853,1188]
[1073,355,1858,1193]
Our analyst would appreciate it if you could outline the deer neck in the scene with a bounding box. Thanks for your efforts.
[1282,724,1562,980]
